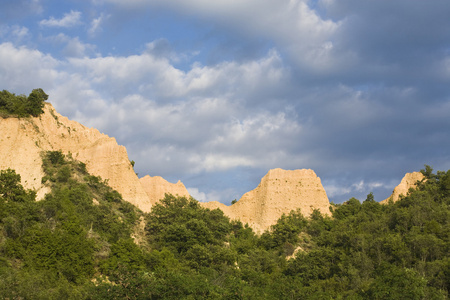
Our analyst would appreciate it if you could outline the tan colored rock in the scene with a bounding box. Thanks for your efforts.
[202,168,331,234]
[0,103,151,211]
[381,172,425,204]
[140,175,190,205]
[202,201,235,218]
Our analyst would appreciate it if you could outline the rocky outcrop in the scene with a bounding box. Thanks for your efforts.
[380,172,425,204]
[140,175,190,205]
[202,168,331,233]
[0,103,151,212]
[1,104,331,232]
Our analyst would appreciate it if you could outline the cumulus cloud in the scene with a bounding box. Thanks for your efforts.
[63,37,98,58]
[14,45,301,187]
[39,10,82,28]
[63,46,287,105]
[46,34,98,58]
[0,42,61,92]
[0,41,294,177]
[186,188,219,202]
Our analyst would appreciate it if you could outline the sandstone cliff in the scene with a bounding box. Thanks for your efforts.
[140,175,190,205]
[202,168,331,233]
[0,103,348,234]
[0,103,151,211]
[380,171,425,204]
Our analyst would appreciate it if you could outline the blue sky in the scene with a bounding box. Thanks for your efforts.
[1,0,450,204]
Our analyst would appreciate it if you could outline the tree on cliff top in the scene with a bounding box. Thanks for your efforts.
[0,88,48,117]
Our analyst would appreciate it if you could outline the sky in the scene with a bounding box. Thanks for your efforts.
[1,0,450,205]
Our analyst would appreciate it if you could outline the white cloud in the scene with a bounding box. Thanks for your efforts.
[187,187,234,203]
[46,34,98,58]
[323,183,351,199]
[0,42,61,92]
[63,37,97,58]
[0,40,289,166]
[157,49,286,98]
[101,0,340,71]
[63,46,286,103]
[14,46,295,179]
[88,13,109,37]
[324,180,388,201]
[40,10,82,28]
[11,26,30,40]
[190,154,255,173]
[0,25,30,44]
[187,188,207,202]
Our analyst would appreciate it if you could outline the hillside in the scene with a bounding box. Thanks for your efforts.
[1,153,449,299]
[1,97,449,298]
[0,102,153,210]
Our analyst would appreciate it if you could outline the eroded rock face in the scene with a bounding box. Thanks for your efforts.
[202,168,331,233]
[0,103,330,232]
[381,172,425,204]
[0,103,151,211]
[140,175,190,205]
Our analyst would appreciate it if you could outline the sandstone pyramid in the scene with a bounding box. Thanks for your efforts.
[380,171,425,204]
[202,168,331,233]
[0,103,152,211]
[140,175,190,205]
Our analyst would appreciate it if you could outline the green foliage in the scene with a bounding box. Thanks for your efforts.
[1,161,449,298]
[0,152,143,297]
[332,197,362,220]
[47,150,66,165]
[260,209,308,253]
[0,168,35,203]
[0,88,48,118]
[145,194,232,254]
[281,168,450,298]
[25,88,48,117]
[22,222,96,282]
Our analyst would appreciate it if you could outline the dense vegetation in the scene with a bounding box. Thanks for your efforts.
[0,155,449,299]
[0,88,48,117]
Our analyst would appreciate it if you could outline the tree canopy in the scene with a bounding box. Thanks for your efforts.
[0,159,449,298]
[0,88,48,118]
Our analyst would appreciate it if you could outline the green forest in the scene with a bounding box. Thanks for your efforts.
[0,151,449,299]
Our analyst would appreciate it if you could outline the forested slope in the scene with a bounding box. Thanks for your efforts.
[0,154,449,299]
